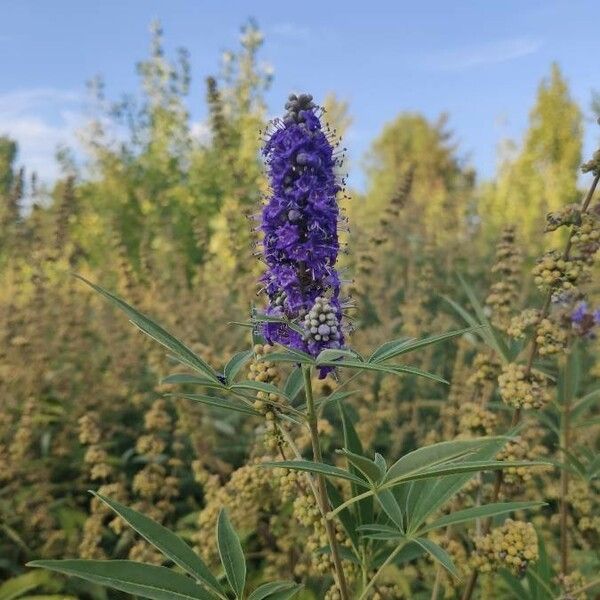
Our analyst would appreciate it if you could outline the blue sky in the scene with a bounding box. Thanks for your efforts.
[1,0,598,188]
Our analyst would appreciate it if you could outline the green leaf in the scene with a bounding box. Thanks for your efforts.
[28,560,215,600]
[404,436,517,530]
[0,572,55,600]
[256,352,313,366]
[180,394,260,416]
[420,501,545,533]
[224,351,253,384]
[326,481,360,551]
[368,337,413,363]
[369,326,476,363]
[230,381,288,399]
[414,538,459,578]
[283,369,304,400]
[92,493,223,597]
[375,490,404,531]
[385,437,503,483]
[216,510,246,599]
[76,276,219,382]
[572,387,600,420]
[385,460,548,488]
[337,449,385,483]
[338,401,374,527]
[317,358,447,384]
[316,348,362,364]
[498,570,529,599]
[162,374,225,388]
[247,582,302,600]
[458,274,511,360]
[261,460,368,486]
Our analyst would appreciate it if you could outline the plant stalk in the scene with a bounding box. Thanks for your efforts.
[461,170,600,600]
[359,541,406,600]
[302,366,350,600]
[559,359,572,575]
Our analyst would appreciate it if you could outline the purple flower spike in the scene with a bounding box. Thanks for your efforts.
[259,93,345,374]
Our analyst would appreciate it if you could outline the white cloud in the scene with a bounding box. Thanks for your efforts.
[0,88,83,181]
[190,119,211,143]
[271,22,312,42]
[421,36,543,71]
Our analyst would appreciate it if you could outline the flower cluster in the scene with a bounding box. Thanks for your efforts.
[556,571,588,600]
[259,94,345,367]
[507,308,540,339]
[535,317,568,356]
[486,225,522,331]
[471,519,538,576]
[498,363,550,410]
[532,251,585,300]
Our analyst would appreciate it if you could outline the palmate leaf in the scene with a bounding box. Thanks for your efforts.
[27,561,216,600]
[216,509,246,599]
[91,494,223,597]
[76,276,220,382]
[400,436,510,533]
[385,437,508,483]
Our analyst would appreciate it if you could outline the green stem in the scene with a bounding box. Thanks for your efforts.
[302,366,350,600]
[327,489,375,519]
[559,357,572,575]
[359,540,406,600]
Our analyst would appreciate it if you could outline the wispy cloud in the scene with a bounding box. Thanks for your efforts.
[0,88,83,181]
[271,22,312,42]
[421,36,543,71]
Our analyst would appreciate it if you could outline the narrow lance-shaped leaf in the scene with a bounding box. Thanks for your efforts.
[224,351,253,384]
[216,510,246,599]
[414,538,459,578]
[337,449,385,484]
[419,501,546,534]
[76,275,219,382]
[180,394,260,416]
[261,460,368,486]
[369,326,478,363]
[92,493,223,597]
[338,401,374,527]
[27,560,216,600]
[247,581,302,600]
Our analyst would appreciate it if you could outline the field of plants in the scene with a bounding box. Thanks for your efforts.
[1,20,599,600]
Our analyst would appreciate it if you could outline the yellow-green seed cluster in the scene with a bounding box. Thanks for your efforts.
[458,401,497,437]
[535,317,568,356]
[532,251,585,297]
[471,519,538,576]
[498,363,550,410]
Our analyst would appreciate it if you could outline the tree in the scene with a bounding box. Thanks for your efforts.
[479,64,582,246]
